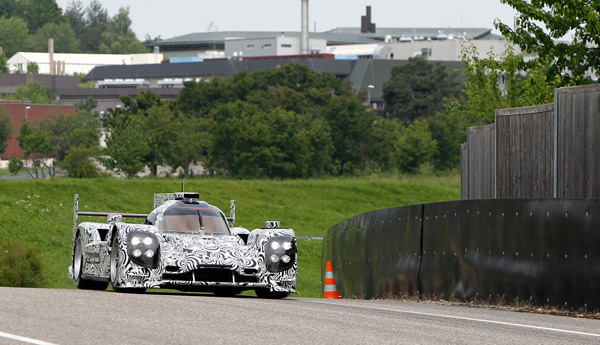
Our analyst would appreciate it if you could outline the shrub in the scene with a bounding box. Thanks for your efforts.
[0,236,44,287]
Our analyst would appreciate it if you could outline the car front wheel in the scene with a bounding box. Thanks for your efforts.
[110,235,145,294]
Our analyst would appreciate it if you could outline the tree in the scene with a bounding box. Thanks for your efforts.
[102,115,149,178]
[496,0,600,84]
[175,64,403,178]
[84,0,108,53]
[143,34,162,45]
[0,49,8,73]
[37,110,100,162]
[395,120,438,174]
[427,109,476,171]
[139,104,178,178]
[99,7,146,54]
[0,0,17,18]
[322,97,373,175]
[18,109,100,177]
[448,43,560,122]
[177,76,240,118]
[10,81,54,104]
[164,116,206,178]
[304,118,334,178]
[18,125,53,178]
[367,118,403,172]
[64,0,87,51]
[0,16,30,57]
[16,0,62,34]
[382,57,461,122]
[8,156,23,174]
[207,101,316,179]
[60,145,100,178]
[0,107,12,156]
[26,61,38,73]
[74,96,98,113]
[29,21,80,53]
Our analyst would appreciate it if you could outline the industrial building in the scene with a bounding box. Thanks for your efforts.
[7,52,163,75]
[4,6,517,110]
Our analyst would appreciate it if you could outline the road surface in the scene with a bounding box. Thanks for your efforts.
[0,287,598,344]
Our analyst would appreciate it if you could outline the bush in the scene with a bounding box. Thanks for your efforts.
[395,120,438,174]
[61,146,100,178]
[8,156,23,175]
[0,236,44,287]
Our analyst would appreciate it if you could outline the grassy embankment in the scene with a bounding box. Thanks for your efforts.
[0,175,460,297]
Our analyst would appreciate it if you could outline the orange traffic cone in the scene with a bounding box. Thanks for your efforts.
[323,260,342,299]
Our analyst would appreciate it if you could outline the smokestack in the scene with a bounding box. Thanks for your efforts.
[301,0,308,54]
[48,38,54,75]
[361,6,376,33]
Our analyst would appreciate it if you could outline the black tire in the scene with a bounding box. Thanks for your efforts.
[255,289,290,299]
[73,233,108,290]
[213,288,242,297]
[110,235,146,294]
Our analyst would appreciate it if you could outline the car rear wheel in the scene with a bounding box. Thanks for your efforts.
[73,233,108,290]
[110,235,146,294]
[255,288,290,299]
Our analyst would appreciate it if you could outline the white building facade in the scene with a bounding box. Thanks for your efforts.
[225,36,327,58]
[7,52,164,75]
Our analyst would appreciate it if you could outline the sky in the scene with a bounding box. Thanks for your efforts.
[54,0,519,40]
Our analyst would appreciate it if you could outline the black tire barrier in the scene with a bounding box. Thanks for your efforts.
[323,199,600,311]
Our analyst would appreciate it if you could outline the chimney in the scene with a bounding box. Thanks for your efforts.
[301,0,309,54]
[48,38,54,75]
[361,6,376,33]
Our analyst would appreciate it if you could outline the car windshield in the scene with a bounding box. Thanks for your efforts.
[159,206,230,235]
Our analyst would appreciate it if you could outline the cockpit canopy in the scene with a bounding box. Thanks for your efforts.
[147,202,230,235]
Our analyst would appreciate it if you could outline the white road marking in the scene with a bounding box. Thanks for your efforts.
[303,300,600,338]
[0,331,57,345]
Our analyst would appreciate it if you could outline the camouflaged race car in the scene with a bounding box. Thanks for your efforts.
[68,192,297,298]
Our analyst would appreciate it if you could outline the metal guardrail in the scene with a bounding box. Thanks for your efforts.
[324,199,600,311]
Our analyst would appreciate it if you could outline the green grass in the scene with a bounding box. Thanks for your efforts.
[0,174,460,297]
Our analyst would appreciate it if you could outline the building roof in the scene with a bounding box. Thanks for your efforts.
[325,27,505,41]
[152,31,382,48]
[150,28,504,51]
[8,52,131,66]
[83,58,357,82]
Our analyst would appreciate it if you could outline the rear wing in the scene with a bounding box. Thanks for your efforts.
[153,192,200,209]
[73,194,148,233]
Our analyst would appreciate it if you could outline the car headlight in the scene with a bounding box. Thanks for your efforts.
[265,236,296,273]
[126,231,160,269]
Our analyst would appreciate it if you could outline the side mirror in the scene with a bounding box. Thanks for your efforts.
[266,221,281,229]
[228,200,236,227]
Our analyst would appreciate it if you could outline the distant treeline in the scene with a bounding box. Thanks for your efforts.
[99,62,474,178]
[5,61,477,179]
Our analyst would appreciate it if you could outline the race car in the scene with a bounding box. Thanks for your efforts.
[68,192,297,298]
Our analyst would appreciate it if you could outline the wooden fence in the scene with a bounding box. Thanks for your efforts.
[461,83,600,199]
[556,85,600,198]
[460,124,495,200]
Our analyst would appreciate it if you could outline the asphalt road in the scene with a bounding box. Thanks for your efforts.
[0,169,56,180]
[0,287,599,344]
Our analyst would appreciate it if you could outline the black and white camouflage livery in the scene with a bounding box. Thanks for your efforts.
[68,192,297,298]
